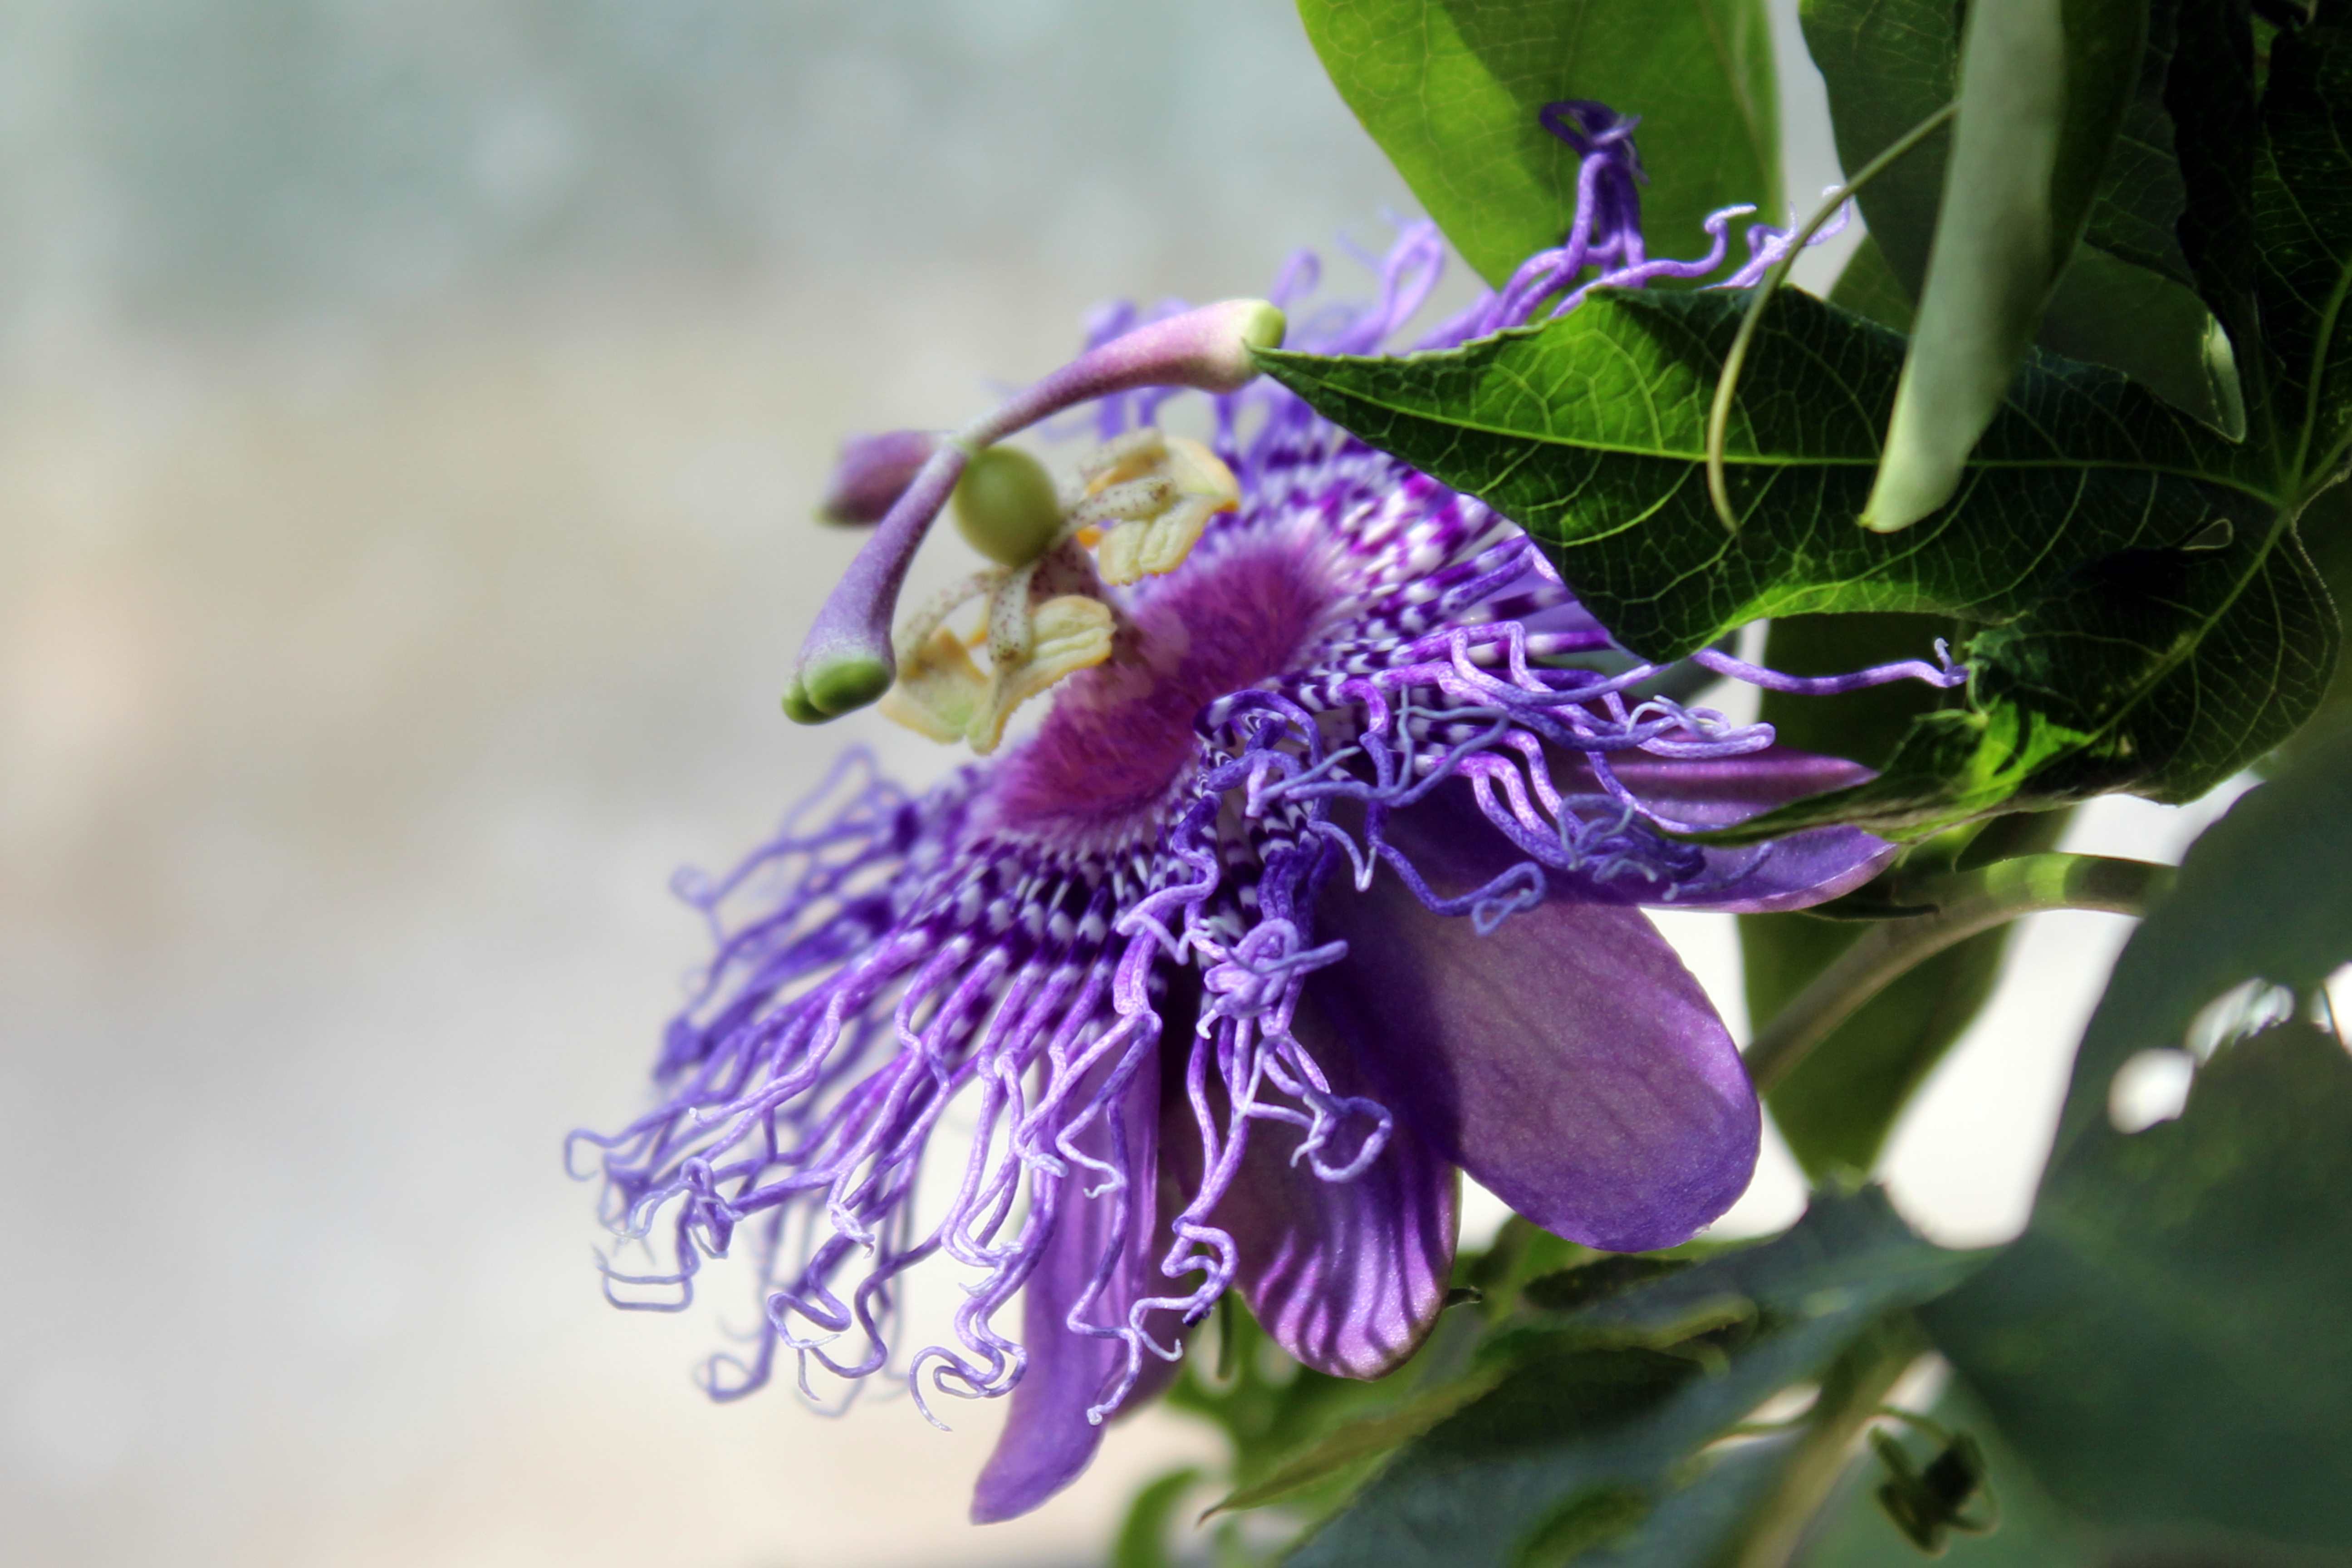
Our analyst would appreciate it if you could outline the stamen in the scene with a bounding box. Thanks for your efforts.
[786,300,1287,725]
[875,425,1239,755]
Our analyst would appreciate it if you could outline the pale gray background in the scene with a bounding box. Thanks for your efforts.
[0,3,2225,1564]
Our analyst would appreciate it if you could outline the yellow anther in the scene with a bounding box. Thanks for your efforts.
[878,426,1242,751]
[962,594,1114,755]
[1080,428,1170,494]
[878,626,985,743]
[1163,436,1240,510]
[1075,432,1239,587]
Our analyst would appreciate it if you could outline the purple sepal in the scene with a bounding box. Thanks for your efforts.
[970,1056,1164,1524]
[1200,991,1460,1380]
[1313,865,1758,1254]
[1587,749,1898,912]
[1387,751,1895,916]
[818,429,940,526]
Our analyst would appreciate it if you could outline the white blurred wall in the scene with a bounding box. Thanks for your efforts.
[0,5,2230,1565]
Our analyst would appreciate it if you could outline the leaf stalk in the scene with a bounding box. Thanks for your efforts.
[1745,852,2172,1093]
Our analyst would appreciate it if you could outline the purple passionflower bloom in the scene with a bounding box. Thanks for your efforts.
[574,103,1939,1522]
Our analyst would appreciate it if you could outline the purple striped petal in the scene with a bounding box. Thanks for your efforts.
[1592,748,1894,911]
[1313,866,1757,1254]
[1390,751,1892,915]
[971,1056,1163,1524]
[1209,990,1459,1378]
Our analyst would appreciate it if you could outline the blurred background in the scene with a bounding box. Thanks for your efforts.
[0,3,2242,1564]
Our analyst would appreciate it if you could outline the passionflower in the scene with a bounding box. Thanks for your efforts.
[573,103,1951,1521]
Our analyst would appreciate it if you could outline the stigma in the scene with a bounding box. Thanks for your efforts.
[878,428,1240,754]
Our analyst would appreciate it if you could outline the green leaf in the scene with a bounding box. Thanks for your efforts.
[1864,0,2148,531]
[1927,1025,2352,1557]
[2268,483,2352,767]
[2037,243,2236,426]
[1796,1380,2098,1567]
[1567,1438,1799,1567]
[1257,287,2335,836]
[1289,1191,1983,1568]
[1800,0,1956,297]
[1112,1466,1203,1568]
[1200,1374,1501,1519]
[1921,725,2352,1556]
[2082,0,2196,287]
[1735,614,2051,1180]
[2048,720,2352,1164]
[1803,0,2226,423]
[1294,0,1778,289]
[1826,235,1915,333]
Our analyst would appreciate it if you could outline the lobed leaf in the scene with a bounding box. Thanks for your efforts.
[1258,286,2332,835]
[1290,1191,1981,1568]
[1919,725,2352,1556]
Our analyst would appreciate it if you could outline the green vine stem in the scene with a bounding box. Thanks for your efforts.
[1744,853,2173,1094]
[1729,1315,1930,1568]
[1705,101,1960,533]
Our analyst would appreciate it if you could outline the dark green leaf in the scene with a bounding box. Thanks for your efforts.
[1295,0,1779,289]
[1290,1191,1983,1568]
[1921,726,2352,1555]
[1927,1025,2352,1557]
[1826,234,1916,333]
[1804,0,2227,422]
[1865,0,2149,530]
[1800,0,1957,298]
[2170,0,2266,403]
[1257,287,2333,836]
[1796,1380,2098,1566]
[2082,0,2200,287]
[1520,1255,1691,1314]
[2257,14,2352,480]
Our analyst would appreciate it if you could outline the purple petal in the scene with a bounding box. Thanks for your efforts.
[1209,990,1460,1379]
[1594,748,1893,912]
[1398,750,1894,914]
[1312,864,1758,1254]
[971,1055,1163,1524]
